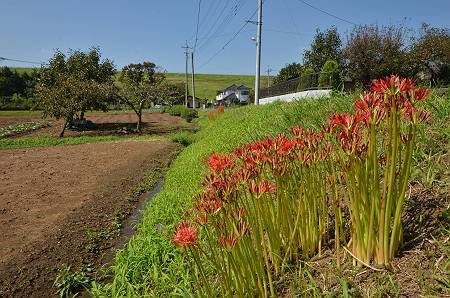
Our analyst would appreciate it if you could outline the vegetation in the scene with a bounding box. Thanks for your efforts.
[319,59,342,89]
[53,264,92,298]
[91,92,354,297]
[117,62,181,130]
[272,63,302,85]
[171,77,432,296]
[0,66,39,110]
[162,105,199,123]
[35,48,116,137]
[303,26,343,72]
[0,134,166,150]
[0,120,49,138]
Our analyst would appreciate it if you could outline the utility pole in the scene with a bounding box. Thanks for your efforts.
[254,0,263,105]
[191,52,196,109]
[182,41,190,107]
[267,66,273,88]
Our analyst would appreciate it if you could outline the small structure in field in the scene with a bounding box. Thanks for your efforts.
[216,84,250,106]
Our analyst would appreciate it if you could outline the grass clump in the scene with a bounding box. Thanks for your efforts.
[170,131,196,147]
[53,264,92,297]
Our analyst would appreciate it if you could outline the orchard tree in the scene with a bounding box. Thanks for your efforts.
[117,62,170,131]
[35,48,116,137]
[411,23,450,84]
[343,24,412,85]
[303,27,342,71]
[273,63,302,84]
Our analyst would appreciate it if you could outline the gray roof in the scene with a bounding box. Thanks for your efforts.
[223,84,249,91]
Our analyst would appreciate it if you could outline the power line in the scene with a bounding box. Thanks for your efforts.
[193,0,202,51]
[296,0,357,26]
[196,0,248,54]
[0,56,42,65]
[198,2,261,69]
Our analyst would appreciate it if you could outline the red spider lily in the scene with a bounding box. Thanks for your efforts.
[400,134,410,143]
[173,221,199,251]
[409,87,430,102]
[274,134,295,155]
[416,108,431,123]
[219,235,238,249]
[249,180,277,197]
[195,214,209,225]
[238,219,250,236]
[291,126,303,137]
[371,75,415,94]
[207,153,236,174]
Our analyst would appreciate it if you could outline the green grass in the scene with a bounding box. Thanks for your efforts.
[165,73,268,101]
[0,110,43,117]
[91,94,355,297]
[0,134,168,150]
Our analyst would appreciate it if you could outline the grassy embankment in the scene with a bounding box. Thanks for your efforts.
[91,90,450,297]
[90,94,356,296]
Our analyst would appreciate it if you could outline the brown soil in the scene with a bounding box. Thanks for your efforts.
[0,140,180,297]
[1,112,190,138]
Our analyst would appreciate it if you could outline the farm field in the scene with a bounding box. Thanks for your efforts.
[0,140,180,297]
[0,111,190,140]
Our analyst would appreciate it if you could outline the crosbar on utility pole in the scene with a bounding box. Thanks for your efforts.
[254,0,263,105]
[182,41,191,107]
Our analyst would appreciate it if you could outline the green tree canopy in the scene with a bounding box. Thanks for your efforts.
[117,62,171,130]
[303,27,342,72]
[411,23,450,84]
[343,24,412,86]
[319,60,342,89]
[35,48,116,137]
[273,63,302,85]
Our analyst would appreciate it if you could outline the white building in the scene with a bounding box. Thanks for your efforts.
[216,84,250,106]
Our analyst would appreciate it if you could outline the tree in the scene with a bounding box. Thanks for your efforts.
[343,24,412,85]
[117,62,170,131]
[411,23,450,84]
[162,82,185,106]
[35,48,116,137]
[273,63,302,84]
[303,27,342,72]
[297,67,315,91]
[0,67,26,97]
[319,60,342,89]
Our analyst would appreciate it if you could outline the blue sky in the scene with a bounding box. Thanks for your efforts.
[1,0,449,75]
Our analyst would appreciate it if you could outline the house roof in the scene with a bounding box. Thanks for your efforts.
[222,84,249,92]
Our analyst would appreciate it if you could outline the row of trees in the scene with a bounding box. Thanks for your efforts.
[35,48,184,136]
[0,67,39,103]
[274,23,450,87]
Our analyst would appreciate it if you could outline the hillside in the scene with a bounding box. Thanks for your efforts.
[10,68,268,102]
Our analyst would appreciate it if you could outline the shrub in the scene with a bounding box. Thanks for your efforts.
[319,60,342,89]
[170,131,195,146]
[173,76,431,295]
[166,105,198,122]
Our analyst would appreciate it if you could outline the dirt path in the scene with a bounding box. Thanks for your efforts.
[0,140,180,297]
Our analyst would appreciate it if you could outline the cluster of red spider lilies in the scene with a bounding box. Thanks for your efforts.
[173,76,430,296]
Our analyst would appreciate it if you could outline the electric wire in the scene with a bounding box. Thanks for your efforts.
[295,0,357,26]
[0,56,42,65]
[193,0,202,51]
[198,1,263,69]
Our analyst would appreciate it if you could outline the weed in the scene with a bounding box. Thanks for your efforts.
[53,264,92,297]
[170,131,195,146]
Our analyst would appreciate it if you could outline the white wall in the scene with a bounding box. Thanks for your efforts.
[259,89,332,105]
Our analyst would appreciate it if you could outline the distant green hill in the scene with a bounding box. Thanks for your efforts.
[10,68,268,101]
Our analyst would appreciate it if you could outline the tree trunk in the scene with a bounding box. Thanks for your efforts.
[80,111,85,120]
[136,112,142,131]
[60,121,68,138]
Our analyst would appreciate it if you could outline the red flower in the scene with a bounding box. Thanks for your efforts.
[409,87,429,102]
[371,75,415,94]
[249,180,277,197]
[207,153,235,174]
[219,235,238,249]
[173,221,199,251]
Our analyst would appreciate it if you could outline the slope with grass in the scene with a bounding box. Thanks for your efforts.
[93,91,450,297]
[91,94,354,296]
